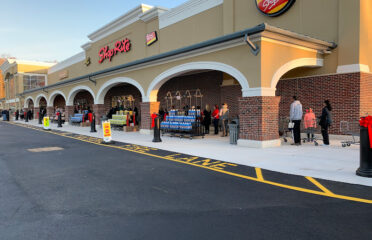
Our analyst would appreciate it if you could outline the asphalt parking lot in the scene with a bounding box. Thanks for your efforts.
[1,121,372,240]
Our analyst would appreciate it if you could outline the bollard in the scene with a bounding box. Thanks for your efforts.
[357,125,372,177]
[57,112,62,128]
[90,114,97,132]
[39,112,42,124]
[152,117,162,142]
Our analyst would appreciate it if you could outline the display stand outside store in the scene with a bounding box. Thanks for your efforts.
[160,109,204,139]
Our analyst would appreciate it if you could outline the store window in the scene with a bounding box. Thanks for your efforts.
[23,75,46,91]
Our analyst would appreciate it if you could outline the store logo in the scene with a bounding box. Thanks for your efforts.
[255,0,296,17]
[98,38,131,64]
[85,57,91,66]
[146,31,158,46]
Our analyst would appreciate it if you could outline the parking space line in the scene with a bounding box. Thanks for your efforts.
[306,176,334,195]
[6,122,372,205]
[255,168,264,181]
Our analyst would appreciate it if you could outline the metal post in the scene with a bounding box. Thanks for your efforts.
[57,112,62,128]
[38,112,42,124]
[357,126,372,177]
[90,113,97,132]
[152,117,162,142]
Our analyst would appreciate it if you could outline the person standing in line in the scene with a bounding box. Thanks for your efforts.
[319,100,333,145]
[290,96,303,145]
[304,108,316,142]
[15,109,19,121]
[219,103,229,137]
[203,104,211,134]
[212,105,220,135]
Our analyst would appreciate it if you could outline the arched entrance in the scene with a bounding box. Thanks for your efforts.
[275,58,351,137]
[96,77,144,127]
[73,90,94,113]
[144,62,247,136]
[65,86,95,124]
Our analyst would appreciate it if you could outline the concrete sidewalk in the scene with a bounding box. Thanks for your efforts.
[13,119,372,187]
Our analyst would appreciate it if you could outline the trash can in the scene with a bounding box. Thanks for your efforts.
[228,123,238,145]
[357,121,372,177]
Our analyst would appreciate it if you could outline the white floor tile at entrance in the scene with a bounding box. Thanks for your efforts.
[15,120,372,187]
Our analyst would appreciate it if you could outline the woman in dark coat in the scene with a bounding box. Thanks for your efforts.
[319,100,332,145]
[203,104,211,134]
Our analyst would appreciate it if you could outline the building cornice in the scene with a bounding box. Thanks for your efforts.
[159,0,223,29]
[87,4,153,43]
[257,23,336,51]
[81,42,92,51]
[139,6,169,23]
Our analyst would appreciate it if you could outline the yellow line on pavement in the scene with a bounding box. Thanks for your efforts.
[255,168,264,181]
[306,176,334,195]
[7,122,372,204]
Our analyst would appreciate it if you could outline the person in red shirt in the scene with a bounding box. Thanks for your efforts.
[212,105,220,135]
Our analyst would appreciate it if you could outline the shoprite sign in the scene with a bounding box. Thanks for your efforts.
[98,38,131,63]
[255,0,296,17]
[146,31,158,46]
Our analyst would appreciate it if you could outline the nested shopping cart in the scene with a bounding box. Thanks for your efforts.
[340,120,360,147]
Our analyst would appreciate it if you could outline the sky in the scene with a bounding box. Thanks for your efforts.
[0,0,188,62]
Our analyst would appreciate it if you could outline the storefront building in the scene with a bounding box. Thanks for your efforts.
[1,0,372,148]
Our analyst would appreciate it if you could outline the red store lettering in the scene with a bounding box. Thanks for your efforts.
[98,38,131,63]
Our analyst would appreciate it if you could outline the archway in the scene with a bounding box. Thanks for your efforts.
[145,63,244,136]
[73,90,94,112]
[48,90,67,108]
[272,58,353,138]
[146,62,249,102]
[24,96,34,109]
[96,77,144,126]
[66,85,95,106]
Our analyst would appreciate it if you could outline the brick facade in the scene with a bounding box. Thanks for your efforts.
[46,106,54,117]
[65,105,74,123]
[360,72,372,117]
[220,85,242,119]
[276,72,369,134]
[140,102,160,129]
[239,96,280,141]
[93,104,106,124]
[33,107,39,120]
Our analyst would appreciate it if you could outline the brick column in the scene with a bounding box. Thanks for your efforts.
[93,104,106,125]
[65,106,74,124]
[140,102,160,133]
[47,106,54,118]
[33,107,39,120]
[238,96,281,148]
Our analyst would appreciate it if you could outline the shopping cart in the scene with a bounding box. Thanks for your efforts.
[301,113,320,146]
[279,117,293,143]
[340,120,360,147]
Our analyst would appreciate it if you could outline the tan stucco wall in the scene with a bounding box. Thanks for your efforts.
[260,39,319,88]
[17,0,372,105]
[233,0,339,42]
[359,0,372,70]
